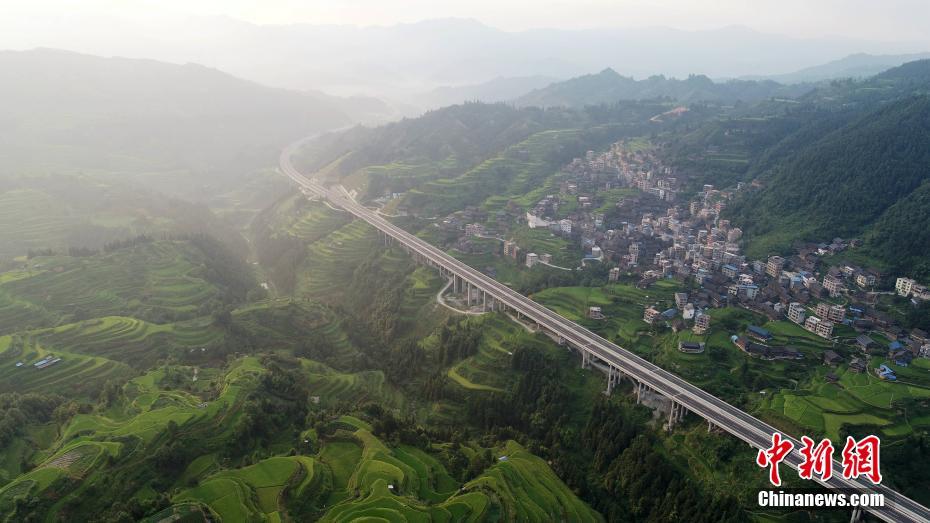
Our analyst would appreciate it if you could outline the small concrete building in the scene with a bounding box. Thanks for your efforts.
[643,307,661,325]
[788,302,806,325]
[693,313,710,334]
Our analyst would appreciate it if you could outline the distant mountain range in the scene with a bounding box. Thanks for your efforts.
[741,52,930,83]
[3,16,926,100]
[420,76,559,109]
[414,52,930,110]
[0,49,394,180]
[513,68,816,107]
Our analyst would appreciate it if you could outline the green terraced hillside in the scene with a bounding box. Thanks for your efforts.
[0,357,266,518]
[399,129,582,217]
[310,430,600,522]
[0,177,244,261]
[0,334,132,397]
[30,316,221,368]
[0,241,236,333]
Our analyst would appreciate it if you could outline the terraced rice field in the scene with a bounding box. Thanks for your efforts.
[302,359,403,408]
[446,316,527,393]
[0,440,120,513]
[460,441,600,522]
[315,428,460,522]
[111,377,597,522]
[312,429,599,522]
[31,316,220,367]
[762,363,930,441]
[297,220,379,302]
[0,242,223,330]
[49,357,263,457]
[177,456,301,521]
[0,287,58,334]
[392,446,459,503]
[346,157,462,198]
[400,130,581,217]
[286,201,352,243]
[230,299,366,369]
[0,189,81,258]
[0,339,132,397]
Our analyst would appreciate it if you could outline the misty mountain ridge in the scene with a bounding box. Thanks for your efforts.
[0,48,393,183]
[514,68,816,107]
[420,75,559,109]
[5,15,927,100]
[741,51,930,83]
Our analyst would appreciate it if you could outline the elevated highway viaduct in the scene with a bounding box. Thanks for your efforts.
[280,139,929,523]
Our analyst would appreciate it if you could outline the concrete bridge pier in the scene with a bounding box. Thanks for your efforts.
[850,508,862,523]
[605,366,619,395]
[581,350,591,369]
[667,401,687,431]
[636,381,646,403]
[379,231,393,246]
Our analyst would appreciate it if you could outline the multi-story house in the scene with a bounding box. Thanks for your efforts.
[823,274,844,297]
[897,277,916,297]
[643,307,661,325]
[766,256,785,278]
[693,312,710,334]
[788,302,806,324]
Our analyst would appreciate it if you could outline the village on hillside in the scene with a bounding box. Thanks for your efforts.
[432,138,930,379]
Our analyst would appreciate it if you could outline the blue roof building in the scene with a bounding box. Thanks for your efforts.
[748,325,772,341]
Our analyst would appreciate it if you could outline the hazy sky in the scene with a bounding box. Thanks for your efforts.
[3,0,930,42]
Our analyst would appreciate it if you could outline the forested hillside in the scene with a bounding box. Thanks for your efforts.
[515,68,816,107]
[296,103,581,175]
[726,95,930,278]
